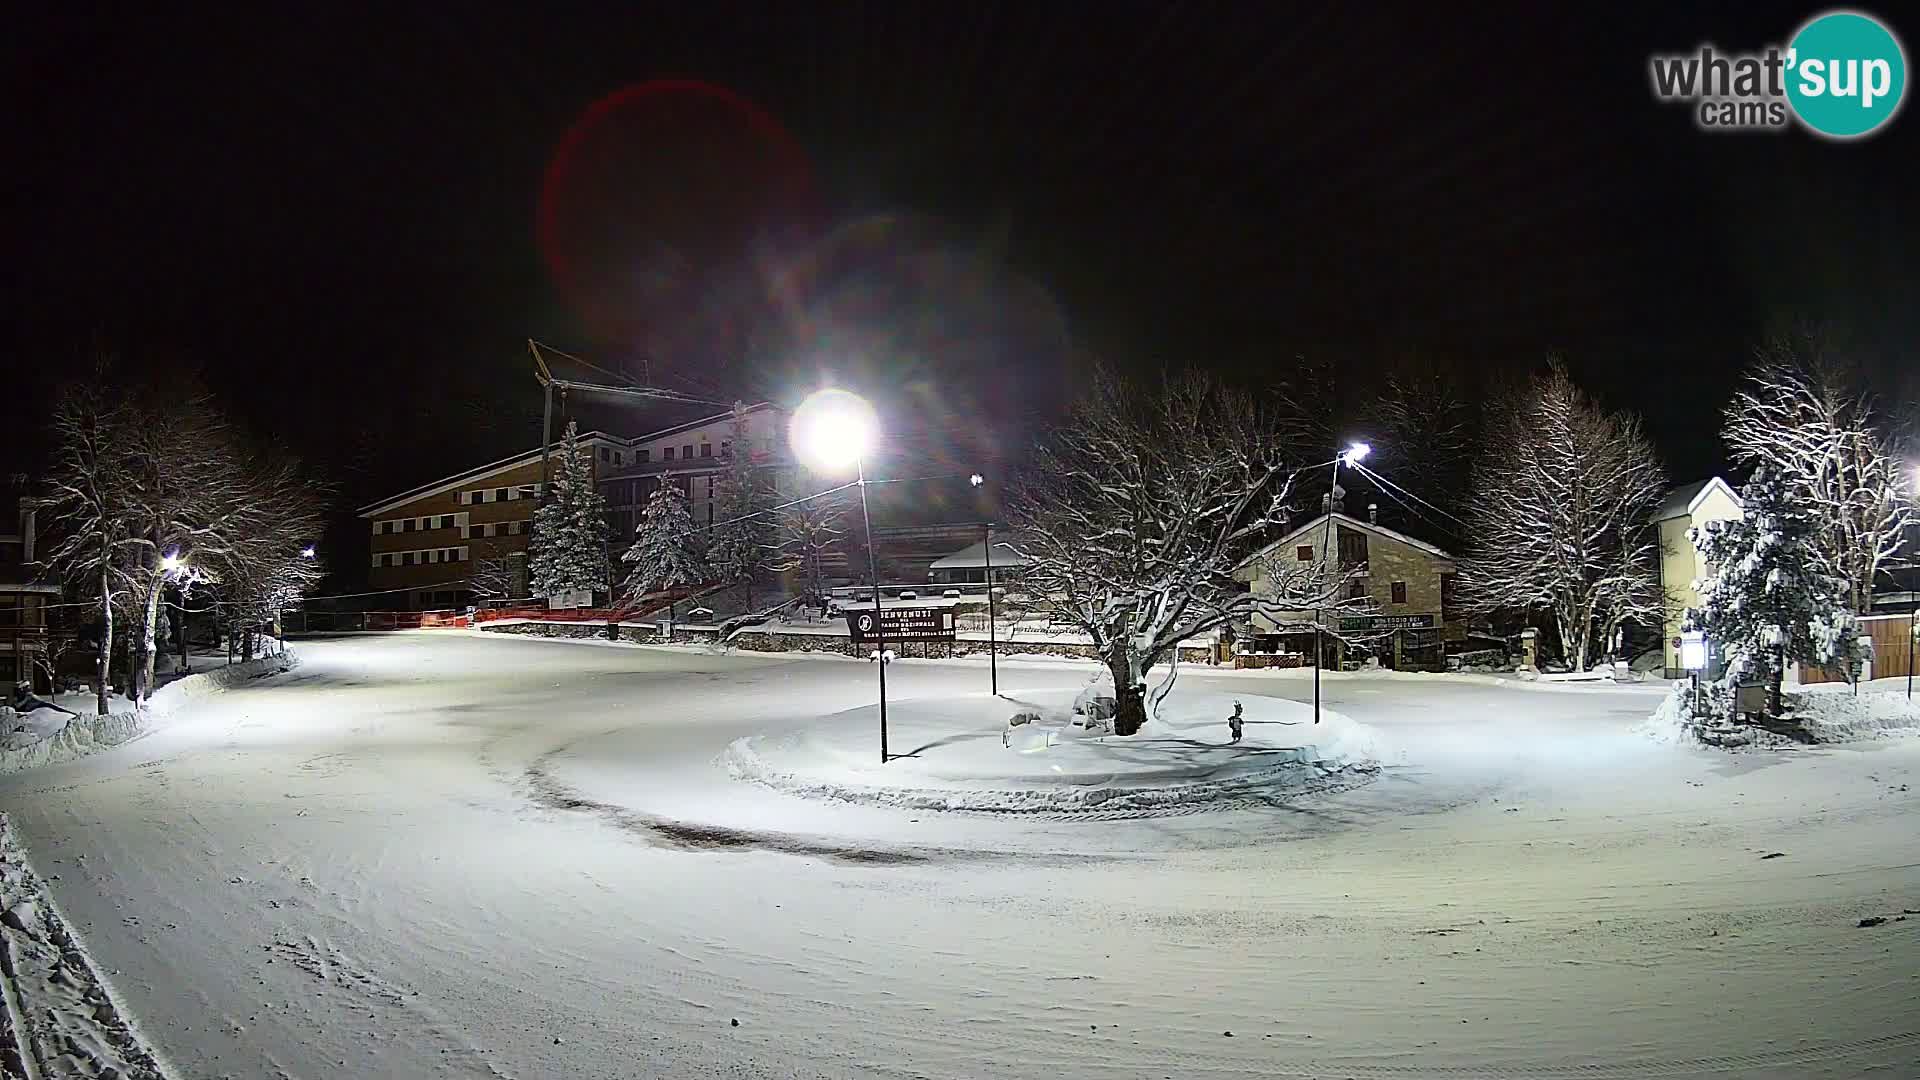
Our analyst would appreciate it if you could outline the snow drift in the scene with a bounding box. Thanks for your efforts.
[0,652,298,773]
[725,688,1383,815]
[1642,678,1920,748]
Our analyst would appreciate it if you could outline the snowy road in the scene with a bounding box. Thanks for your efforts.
[1,632,1916,1078]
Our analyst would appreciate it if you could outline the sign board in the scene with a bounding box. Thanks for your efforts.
[1338,613,1436,632]
[547,588,593,611]
[846,606,956,643]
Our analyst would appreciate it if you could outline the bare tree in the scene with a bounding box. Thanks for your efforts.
[768,493,847,612]
[1458,361,1668,671]
[468,552,518,603]
[200,450,328,660]
[1723,336,1916,614]
[1008,368,1361,735]
[43,383,143,714]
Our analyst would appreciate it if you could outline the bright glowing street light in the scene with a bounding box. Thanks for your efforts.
[969,473,984,487]
[789,387,891,762]
[1341,441,1372,467]
[789,388,878,473]
[300,545,317,558]
[159,550,184,574]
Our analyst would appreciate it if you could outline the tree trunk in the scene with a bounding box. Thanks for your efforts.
[1107,649,1147,736]
[95,562,113,716]
[135,573,162,702]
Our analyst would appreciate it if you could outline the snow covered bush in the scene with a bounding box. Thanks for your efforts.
[529,421,611,599]
[1685,469,1860,725]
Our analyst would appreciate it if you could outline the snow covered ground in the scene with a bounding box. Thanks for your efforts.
[0,632,1914,1078]
[725,690,1383,814]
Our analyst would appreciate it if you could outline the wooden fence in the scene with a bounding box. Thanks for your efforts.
[1798,612,1916,684]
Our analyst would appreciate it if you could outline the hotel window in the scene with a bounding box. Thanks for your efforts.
[495,487,508,501]
[638,448,650,463]
[700,443,712,458]
[664,446,675,460]
[614,451,624,465]
[1347,579,1368,600]
[1296,545,1314,562]
[1391,581,1408,604]
[683,444,693,459]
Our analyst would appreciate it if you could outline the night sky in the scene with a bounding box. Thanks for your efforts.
[7,4,1916,563]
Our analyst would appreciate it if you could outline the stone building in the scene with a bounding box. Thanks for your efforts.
[1234,508,1460,670]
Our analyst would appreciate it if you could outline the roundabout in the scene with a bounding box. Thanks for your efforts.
[723,688,1385,816]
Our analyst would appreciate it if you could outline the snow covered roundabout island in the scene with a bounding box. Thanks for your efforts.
[724,687,1385,816]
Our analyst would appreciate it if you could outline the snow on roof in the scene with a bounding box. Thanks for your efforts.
[1245,512,1455,566]
[927,539,1031,570]
[1652,477,1742,522]
[357,404,790,517]
[355,431,627,516]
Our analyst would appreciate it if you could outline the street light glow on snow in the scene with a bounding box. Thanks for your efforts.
[1341,441,1372,466]
[790,388,878,471]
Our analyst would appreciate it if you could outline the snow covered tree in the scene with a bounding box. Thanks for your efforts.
[1008,368,1361,736]
[706,406,775,609]
[528,422,610,599]
[769,492,846,612]
[44,381,141,713]
[1458,361,1667,671]
[468,553,517,602]
[1723,337,1916,614]
[621,475,710,599]
[1686,469,1861,721]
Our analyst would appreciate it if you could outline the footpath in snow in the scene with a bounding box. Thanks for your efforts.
[725,687,1386,815]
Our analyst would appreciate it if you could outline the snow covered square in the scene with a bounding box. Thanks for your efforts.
[0,631,1913,1079]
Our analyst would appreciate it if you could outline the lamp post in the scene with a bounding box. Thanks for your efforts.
[970,474,999,697]
[791,389,889,762]
[1310,441,1371,725]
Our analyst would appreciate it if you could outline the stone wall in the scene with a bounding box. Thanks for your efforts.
[478,621,1213,665]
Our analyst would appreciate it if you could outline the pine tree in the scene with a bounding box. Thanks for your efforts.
[621,475,710,598]
[1686,468,1861,721]
[706,406,774,609]
[529,422,610,599]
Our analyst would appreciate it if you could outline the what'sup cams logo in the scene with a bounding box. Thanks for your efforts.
[1650,9,1907,139]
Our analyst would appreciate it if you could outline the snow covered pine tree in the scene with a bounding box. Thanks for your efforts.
[621,474,710,602]
[1686,468,1860,723]
[706,406,775,610]
[529,422,610,601]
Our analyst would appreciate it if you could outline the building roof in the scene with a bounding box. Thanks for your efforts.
[356,430,627,516]
[628,401,780,444]
[1245,511,1456,567]
[357,403,789,517]
[928,539,1031,571]
[1652,477,1742,522]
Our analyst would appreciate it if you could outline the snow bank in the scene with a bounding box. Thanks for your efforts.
[724,688,1383,815]
[0,652,298,773]
[1640,680,1920,748]
[0,814,170,1077]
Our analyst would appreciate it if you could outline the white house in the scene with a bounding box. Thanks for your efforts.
[1651,477,1744,677]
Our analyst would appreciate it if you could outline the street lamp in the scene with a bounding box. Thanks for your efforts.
[970,472,1001,696]
[300,545,317,558]
[791,389,890,762]
[159,550,185,575]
